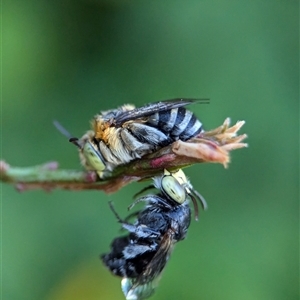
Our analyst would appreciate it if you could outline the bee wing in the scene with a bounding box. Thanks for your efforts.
[123,229,175,300]
[137,228,175,285]
[114,98,208,126]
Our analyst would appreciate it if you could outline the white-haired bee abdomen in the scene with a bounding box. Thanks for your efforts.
[147,107,203,141]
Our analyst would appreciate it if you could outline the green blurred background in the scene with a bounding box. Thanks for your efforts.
[2,1,298,300]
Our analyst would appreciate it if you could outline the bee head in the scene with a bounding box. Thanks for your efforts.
[159,169,207,221]
[70,136,106,174]
[54,120,106,177]
[160,169,187,204]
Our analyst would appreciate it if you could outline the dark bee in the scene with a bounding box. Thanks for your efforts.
[101,169,207,300]
[55,98,208,178]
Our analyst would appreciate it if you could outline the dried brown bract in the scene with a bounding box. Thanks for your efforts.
[173,118,247,168]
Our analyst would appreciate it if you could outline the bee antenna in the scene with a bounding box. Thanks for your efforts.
[191,189,208,211]
[69,137,82,149]
[53,120,74,139]
[189,194,199,221]
[133,185,155,199]
[53,120,82,149]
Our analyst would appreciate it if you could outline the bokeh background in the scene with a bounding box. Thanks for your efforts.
[2,1,298,300]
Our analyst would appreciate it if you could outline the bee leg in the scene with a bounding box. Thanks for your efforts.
[120,129,153,154]
[128,195,173,211]
[132,185,155,199]
[127,196,151,211]
[108,201,125,223]
[121,223,160,238]
[99,141,123,166]
[109,201,160,238]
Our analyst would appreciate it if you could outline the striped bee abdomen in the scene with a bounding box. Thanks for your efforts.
[146,107,203,142]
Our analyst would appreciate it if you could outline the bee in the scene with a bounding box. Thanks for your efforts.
[101,169,207,300]
[54,98,208,178]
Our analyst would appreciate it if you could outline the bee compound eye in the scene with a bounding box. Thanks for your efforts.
[161,175,186,204]
[83,142,106,171]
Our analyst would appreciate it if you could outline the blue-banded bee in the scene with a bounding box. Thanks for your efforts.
[55,99,208,178]
[101,169,207,300]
